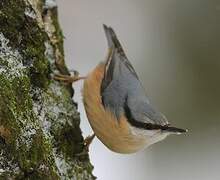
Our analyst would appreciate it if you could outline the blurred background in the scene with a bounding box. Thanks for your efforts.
[56,0,220,179]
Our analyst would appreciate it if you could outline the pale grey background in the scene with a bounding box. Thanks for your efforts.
[57,0,220,179]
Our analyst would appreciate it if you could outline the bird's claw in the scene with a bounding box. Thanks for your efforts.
[74,134,95,157]
[83,134,95,150]
[54,70,86,84]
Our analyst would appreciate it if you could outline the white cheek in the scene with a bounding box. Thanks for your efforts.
[147,132,169,146]
[129,126,159,137]
[129,126,169,146]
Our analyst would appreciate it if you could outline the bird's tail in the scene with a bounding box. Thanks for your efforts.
[103,24,127,57]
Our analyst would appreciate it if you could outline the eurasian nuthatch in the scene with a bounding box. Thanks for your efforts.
[55,25,187,154]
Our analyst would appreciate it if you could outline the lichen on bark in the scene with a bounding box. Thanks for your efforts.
[0,0,95,179]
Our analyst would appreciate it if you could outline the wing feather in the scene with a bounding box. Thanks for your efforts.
[101,25,170,127]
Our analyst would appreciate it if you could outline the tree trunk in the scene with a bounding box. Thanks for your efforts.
[0,0,95,179]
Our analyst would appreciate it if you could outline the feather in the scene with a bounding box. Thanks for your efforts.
[101,25,186,132]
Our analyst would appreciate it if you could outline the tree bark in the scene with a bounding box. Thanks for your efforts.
[0,0,95,179]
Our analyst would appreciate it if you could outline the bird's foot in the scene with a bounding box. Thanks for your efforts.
[83,133,95,151]
[74,134,95,157]
[54,70,86,84]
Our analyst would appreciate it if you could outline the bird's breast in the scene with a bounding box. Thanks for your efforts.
[82,63,148,153]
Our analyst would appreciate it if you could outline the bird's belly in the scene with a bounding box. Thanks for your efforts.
[82,63,147,154]
[88,111,147,154]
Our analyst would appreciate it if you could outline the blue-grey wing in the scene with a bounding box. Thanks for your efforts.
[101,25,169,126]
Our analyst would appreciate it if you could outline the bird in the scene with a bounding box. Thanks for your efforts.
[55,25,187,154]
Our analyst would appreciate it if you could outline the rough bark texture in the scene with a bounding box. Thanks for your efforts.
[0,0,95,179]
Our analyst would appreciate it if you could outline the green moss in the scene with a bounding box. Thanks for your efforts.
[50,8,65,57]
[0,0,95,179]
[48,8,70,77]
[0,74,27,139]
[0,0,26,48]
[0,71,59,178]
[41,81,84,157]
[0,0,50,89]
[0,1,58,177]
[54,122,84,158]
